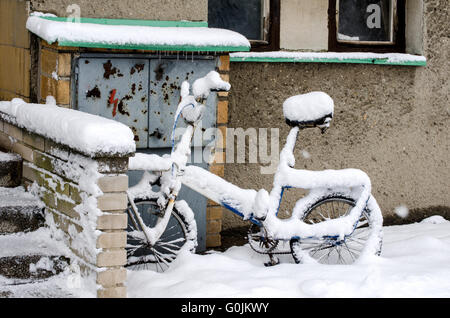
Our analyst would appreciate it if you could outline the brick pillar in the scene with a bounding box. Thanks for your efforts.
[39,41,72,107]
[95,167,129,297]
[206,55,230,248]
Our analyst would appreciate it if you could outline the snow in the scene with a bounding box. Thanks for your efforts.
[192,71,231,99]
[0,227,95,298]
[283,92,334,123]
[0,151,20,162]
[1,216,448,297]
[29,256,56,274]
[230,51,427,64]
[182,165,257,219]
[0,227,69,258]
[0,186,43,209]
[126,216,450,298]
[0,99,135,156]
[26,15,250,50]
[394,205,409,219]
[128,153,173,172]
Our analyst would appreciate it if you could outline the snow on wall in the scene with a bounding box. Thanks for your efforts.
[26,15,250,49]
[0,99,135,157]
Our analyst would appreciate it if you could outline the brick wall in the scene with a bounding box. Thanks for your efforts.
[0,114,131,298]
[39,44,71,106]
[0,0,31,102]
[206,55,230,247]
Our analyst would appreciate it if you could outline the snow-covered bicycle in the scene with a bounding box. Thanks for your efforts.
[125,71,383,271]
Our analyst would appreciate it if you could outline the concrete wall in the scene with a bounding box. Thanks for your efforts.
[29,0,207,21]
[224,0,449,229]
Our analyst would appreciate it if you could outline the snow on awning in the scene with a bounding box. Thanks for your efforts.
[26,14,251,52]
[230,51,427,66]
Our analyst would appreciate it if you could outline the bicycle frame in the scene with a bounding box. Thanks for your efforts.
[127,76,374,247]
[181,125,373,241]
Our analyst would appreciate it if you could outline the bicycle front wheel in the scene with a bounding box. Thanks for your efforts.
[126,199,197,272]
[290,195,382,265]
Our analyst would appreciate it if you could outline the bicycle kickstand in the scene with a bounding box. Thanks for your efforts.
[264,253,280,267]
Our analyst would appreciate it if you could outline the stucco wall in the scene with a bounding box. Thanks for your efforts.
[224,0,449,229]
[29,0,207,21]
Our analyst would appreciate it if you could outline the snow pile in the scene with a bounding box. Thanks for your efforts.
[283,92,334,123]
[26,15,250,50]
[128,153,173,172]
[192,71,231,99]
[127,216,450,298]
[29,256,56,274]
[394,205,409,218]
[0,98,135,156]
[230,51,427,64]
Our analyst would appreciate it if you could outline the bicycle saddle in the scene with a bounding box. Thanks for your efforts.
[283,92,334,130]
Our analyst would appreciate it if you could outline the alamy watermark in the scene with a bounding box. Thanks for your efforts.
[174,122,281,175]
[66,4,81,23]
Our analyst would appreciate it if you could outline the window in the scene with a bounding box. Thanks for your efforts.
[208,0,280,51]
[329,0,405,52]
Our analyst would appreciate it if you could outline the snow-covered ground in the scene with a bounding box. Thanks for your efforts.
[127,215,450,298]
[1,215,449,298]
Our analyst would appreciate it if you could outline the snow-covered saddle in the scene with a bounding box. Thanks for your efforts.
[283,92,334,130]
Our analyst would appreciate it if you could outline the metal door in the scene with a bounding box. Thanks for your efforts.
[75,54,220,252]
[148,58,217,148]
[77,57,150,148]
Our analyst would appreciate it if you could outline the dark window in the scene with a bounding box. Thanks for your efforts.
[329,0,405,52]
[208,0,280,51]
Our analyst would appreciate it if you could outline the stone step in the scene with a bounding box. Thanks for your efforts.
[0,187,45,234]
[0,254,69,280]
[0,152,22,188]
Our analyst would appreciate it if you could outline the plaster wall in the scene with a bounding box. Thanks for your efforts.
[29,0,208,21]
[224,0,449,229]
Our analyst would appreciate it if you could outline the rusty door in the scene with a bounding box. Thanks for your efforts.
[148,58,217,148]
[76,57,150,148]
[75,54,220,252]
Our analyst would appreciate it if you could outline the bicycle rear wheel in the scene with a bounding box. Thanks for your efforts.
[290,195,382,265]
[126,199,197,272]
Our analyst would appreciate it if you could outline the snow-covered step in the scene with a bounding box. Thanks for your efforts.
[0,254,69,280]
[0,228,72,282]
[0,152,22,188]
[0,187,45,234]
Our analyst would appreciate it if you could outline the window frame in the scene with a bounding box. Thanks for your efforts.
[250,0,280,51]
[208,0,280,52]
[328,0,405,53]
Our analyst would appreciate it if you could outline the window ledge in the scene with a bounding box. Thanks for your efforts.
[230,51,426,66]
